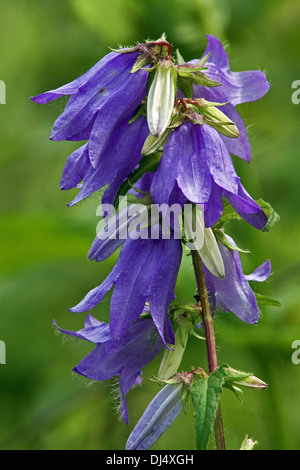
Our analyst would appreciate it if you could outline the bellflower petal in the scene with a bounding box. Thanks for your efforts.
[59,143,90,190]
[68,115,148,206]
[56,315,164,424]
[203,235,271,324]
[202,35,270,106]
[125,383,183,450]
[71,233,182,346]
[151,121,266,230]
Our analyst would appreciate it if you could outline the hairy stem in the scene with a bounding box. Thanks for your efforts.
[191,250,226,451]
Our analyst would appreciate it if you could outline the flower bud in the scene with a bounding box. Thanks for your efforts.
[226,366,267,390]
[240,435,258,450]
[200,102,239,139]
[147,62,177,137]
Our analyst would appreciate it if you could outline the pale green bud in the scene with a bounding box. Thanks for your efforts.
[157,317,191,381]
[240,435,258,450]
[199,101,240,139]
[147,62,177,137]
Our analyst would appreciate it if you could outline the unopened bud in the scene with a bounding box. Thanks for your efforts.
[226,366,267,390]
[240,435,258,450]
[147,62,177,137]
[200,104,239,139]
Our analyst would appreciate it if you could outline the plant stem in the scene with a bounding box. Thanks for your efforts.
[191,250,226,450]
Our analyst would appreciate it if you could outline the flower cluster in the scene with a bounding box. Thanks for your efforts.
[32,34,272,448]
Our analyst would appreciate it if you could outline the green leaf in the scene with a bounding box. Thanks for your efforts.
[190,364,228,450]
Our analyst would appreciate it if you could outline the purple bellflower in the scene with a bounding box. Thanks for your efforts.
[150,120,268,230]
[55,314,164,424]
[189,35,270,162]
[203,234,272,324]
[31,51,149,168]
[70,228,182,347]
[60,115,149,207]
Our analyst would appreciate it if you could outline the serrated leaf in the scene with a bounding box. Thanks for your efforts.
[190,364,228,450]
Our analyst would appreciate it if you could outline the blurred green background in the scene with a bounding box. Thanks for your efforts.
[0,0,299,450]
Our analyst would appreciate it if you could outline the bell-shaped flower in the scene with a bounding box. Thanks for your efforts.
[125,383,184,450]
[55,314,164,424]
[70,227,182,347]
[60,115,149,206]
[31,51,149,168]
[150,120,268,230]
[188,35,270,162]
[202,234,272,324]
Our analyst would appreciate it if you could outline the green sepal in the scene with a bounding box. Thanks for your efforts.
[255,198,280,232]
[255,292,281,308]
[240,435,258,450]
[214,197,279,232]
[214,228,250,254]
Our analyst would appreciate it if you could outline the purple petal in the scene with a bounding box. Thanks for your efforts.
[73,318,164,424]
[245,260,272,282]
[68,115,148,206]
[60,143,90,190]
[193,83,252,162]
[88,69,148,168]
[69,265,118,313]
[204,235,260,324]
[151,121,212,205]
[203,35,270,106]
[54,314,110,343]
[224,182,268,230]
[126,383,183,450]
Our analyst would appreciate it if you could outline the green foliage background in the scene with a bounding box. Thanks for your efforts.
[0,0,299,450]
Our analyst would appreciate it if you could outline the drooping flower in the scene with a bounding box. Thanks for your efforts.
[189,35,270,162]
[125,383,184,450]
[202,234,272,324]
[31,50,149,168]
[150,120,268,230]
[70,227,183,346]
[60,115,149,207]
[55,314,164,424]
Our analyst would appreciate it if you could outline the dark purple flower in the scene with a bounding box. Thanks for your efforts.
[55,314,164,424]
[203,234,272,324]
[31,51,149,168]
[189,35,270,162]
[70,230,182,347]
[150,120,268,230]
[125,383,183,450]
[60,115,149,206]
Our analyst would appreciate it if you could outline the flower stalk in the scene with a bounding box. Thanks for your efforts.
[191,249,226,450]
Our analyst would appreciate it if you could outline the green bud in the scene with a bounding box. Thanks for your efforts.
[147,61,177,137]
[200,102,239,139]
[157,316,191,381]
[226,366,267,390]
[240,435,258,450]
